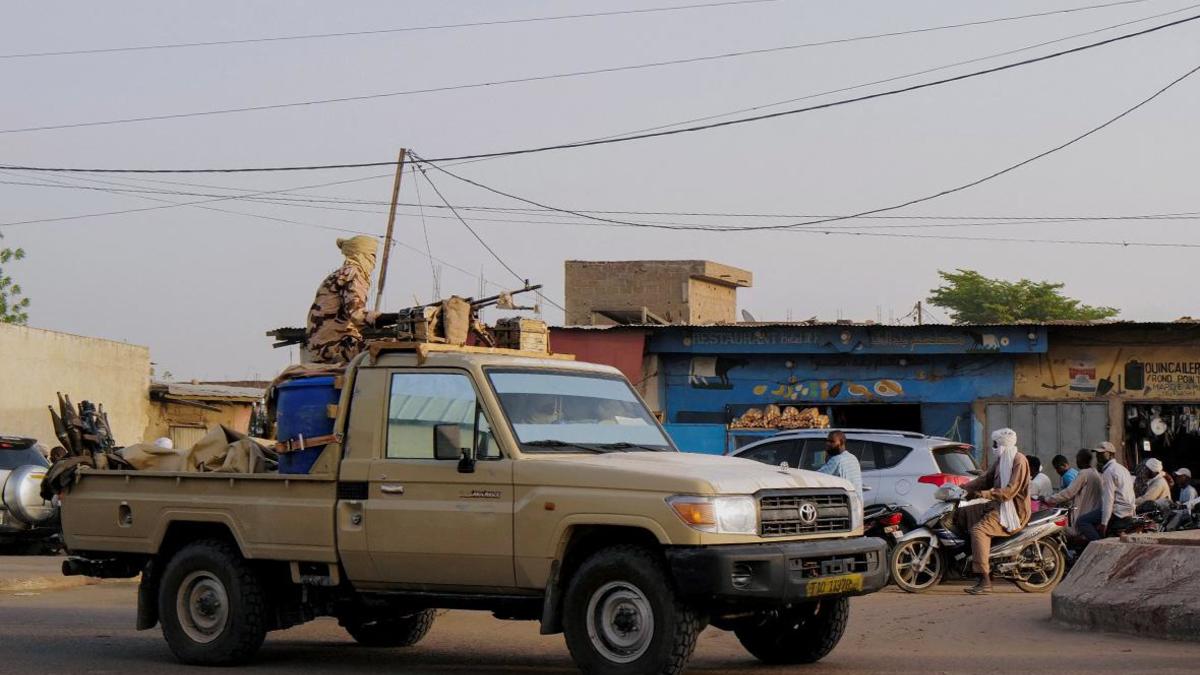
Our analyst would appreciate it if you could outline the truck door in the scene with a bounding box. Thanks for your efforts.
[365,370,516,588]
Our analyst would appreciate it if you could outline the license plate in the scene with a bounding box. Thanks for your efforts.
[807,573,863,597]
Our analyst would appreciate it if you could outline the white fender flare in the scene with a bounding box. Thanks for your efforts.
[895,526,939,547]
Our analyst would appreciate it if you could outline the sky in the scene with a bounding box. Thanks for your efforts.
[3,0,1199,380]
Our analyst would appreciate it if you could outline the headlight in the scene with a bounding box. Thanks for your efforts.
[848,490,863,532]
[667,495,758,535]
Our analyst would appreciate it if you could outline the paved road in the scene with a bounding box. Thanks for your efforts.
[2,581,1197,674]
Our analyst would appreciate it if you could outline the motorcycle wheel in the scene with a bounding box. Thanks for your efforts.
[890,539,943,593]
[1013,539,1066,593]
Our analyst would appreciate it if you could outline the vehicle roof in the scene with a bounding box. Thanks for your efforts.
[369,343,621,376]
[755,428,971,447]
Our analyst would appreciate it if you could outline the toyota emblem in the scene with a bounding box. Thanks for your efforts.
[797,501,818,525]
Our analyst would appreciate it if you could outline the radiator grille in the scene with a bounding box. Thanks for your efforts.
[760,492,851,537]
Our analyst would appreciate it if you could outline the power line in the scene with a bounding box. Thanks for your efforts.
[7,10,1197,171]
[0,2,1183,138]
[12,170,1200,234]
[0,169,509,291]
[0,0,783,59]
[414,163,566,312]
[417,58,1200,234]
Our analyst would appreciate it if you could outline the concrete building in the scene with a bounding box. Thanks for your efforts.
[147,382,266,448]
[550,321,1200,489]
[564,260,751,326]
[0,323,150,447]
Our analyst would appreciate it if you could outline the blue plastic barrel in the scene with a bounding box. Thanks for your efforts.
[275,376,339,474]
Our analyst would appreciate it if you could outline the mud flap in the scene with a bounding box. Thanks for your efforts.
[136,560,159,631]
[538,560,562,635]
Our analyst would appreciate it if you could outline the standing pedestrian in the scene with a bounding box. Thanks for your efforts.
[817,430,862,496]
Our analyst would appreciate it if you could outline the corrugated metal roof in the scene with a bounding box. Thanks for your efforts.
[152,382,265,401]
[552,319,1200,330]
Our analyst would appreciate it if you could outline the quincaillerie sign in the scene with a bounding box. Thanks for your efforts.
[1126,359,1200,398]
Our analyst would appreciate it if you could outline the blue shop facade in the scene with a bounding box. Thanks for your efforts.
[643,324,1047,456]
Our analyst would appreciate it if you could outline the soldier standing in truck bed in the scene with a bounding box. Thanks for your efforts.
[305,236,380,364]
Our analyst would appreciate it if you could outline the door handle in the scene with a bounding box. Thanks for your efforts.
[380,484,405,495]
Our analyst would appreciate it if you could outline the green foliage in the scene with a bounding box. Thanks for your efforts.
[927,269,1118,324]
[0,235,30,325]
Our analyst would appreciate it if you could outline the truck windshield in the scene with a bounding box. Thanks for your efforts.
[487,370,673,452]
[0,448,49,470]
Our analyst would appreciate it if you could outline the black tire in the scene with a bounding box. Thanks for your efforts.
[562,545,701,675]
[890,538,944,593]
[342,610,436,647]
[1013,539,1067,593]
[158,539,267,666]
[734,597,849,665]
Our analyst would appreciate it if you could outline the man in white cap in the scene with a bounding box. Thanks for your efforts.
[1135,458,1171,510]
[958,428,1032,595]
[1176,467,1197,503]
[1076,441,1135,540]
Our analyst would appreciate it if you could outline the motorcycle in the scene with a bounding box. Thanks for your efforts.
[890,485,1069,594]
[863,503,908,553]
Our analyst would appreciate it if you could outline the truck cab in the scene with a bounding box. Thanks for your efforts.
[60,343,887,674]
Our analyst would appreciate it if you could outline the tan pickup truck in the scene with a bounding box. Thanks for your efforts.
[59,344,886,675]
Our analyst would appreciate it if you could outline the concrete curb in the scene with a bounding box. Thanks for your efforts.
[1051,532,1200,642]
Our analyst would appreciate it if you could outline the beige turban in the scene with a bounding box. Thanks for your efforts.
[337,236,378,275]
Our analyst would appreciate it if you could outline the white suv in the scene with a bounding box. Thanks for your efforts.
[731,429,979,526]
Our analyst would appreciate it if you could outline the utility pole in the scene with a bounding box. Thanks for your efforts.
[916,301,924,325]
[373,148,408,313]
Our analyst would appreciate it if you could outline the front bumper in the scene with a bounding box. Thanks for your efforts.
[666,536,889,605]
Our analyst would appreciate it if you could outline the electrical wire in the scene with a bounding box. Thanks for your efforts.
[0,0,784,59]
[1,3,1189,138]
[415,58,1200,234]
[0,169,509,291]
[415,165,566,312]
[473,0,1200,155]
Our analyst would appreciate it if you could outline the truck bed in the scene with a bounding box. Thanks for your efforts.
[61,469,338,563]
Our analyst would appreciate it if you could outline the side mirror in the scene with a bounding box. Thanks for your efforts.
[434,424,462,461]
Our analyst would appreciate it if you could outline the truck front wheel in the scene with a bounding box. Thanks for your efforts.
[158,540,267,665]
[562,545,700,675]
[342,610,436,647]
[734,597,849,665]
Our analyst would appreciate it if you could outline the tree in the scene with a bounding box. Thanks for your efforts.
[927,269,1118,324]
[0,235,30,325]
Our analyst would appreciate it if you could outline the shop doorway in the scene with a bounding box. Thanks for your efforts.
[827,404,922,433]
[1125,403,1200,474]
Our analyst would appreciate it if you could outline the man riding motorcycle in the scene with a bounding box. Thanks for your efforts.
[956,428,1032,595]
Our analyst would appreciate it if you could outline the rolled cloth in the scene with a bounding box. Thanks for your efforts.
[337,235,378,276]
[991,428,1022,532]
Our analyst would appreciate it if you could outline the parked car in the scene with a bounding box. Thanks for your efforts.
[0,435,61,554]
[730,429,979,527]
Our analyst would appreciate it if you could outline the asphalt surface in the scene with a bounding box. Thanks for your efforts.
[1,581,1197,674]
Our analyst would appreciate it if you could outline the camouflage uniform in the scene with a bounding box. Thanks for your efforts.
[305,263,374,364]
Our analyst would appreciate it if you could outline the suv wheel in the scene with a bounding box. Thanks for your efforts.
[562,545,700,675]
[734,597,849,664]
[158,540,267,665]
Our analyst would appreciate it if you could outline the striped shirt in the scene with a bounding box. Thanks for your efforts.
[818,451,863,496]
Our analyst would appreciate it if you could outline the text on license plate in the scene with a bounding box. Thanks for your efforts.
[807,573,863,597]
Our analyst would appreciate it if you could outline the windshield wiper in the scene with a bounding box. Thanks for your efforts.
[523,439,609,453]
[595,442,666,452]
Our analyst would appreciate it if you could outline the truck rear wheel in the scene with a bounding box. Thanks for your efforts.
[734,597,849,665]
[562,545,700,675]
[342,610,436,647]
[158,540,267,665]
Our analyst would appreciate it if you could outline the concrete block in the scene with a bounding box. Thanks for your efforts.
[1052,532,1200,641]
